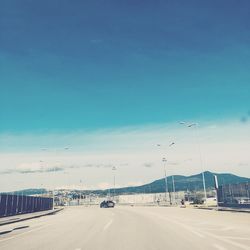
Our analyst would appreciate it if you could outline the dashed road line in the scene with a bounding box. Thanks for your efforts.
[213,244,227,250]
[103,219,113,231]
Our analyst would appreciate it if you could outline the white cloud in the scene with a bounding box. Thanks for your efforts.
[0,119,249,191]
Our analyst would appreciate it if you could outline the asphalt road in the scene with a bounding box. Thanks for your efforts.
[0,206,249,250]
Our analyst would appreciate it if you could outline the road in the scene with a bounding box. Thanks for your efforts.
[0,206,249,250]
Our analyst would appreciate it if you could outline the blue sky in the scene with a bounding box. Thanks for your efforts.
[0,1,250,190]
[1,0,250,133]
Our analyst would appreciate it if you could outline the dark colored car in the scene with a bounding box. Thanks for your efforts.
[100,200,115,208]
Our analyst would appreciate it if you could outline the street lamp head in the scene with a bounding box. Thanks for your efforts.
[180,122,198,128]
[169,142,175,147]
[188,123,197,128]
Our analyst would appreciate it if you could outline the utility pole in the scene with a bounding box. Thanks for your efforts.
[179,122,207,204]
[172,175,176,205]
[112,166,117,201]
[157,143,176,205]
[162,158,171,205]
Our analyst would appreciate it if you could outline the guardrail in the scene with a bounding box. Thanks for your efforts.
[0,194,53,217]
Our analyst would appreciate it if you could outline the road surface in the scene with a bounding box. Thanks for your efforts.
[0,206,249,250]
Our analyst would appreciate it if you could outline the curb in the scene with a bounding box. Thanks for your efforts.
[217,208,250,213]
[0,208,64,226]
[195,206,250,213]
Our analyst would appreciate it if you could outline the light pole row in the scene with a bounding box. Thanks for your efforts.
[158,142,176,205]
[179,122,207,204]
[157,122,207,206]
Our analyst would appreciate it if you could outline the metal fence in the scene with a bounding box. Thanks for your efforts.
[218,182,250,208]
[0,194,53,217]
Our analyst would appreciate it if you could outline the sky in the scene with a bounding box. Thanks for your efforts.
[0,0,250,191]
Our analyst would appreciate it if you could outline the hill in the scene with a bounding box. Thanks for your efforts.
[94,171,250,195]
[9,171,250,196]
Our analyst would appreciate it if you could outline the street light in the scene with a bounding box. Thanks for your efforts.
[112,166,117,200]
[157,143,176,205]
[169,142,176,205]
[179,122,207,204]
[162,158,171,204]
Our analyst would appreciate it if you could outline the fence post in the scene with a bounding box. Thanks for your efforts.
[5,194,8,216]
[15,195,18,215]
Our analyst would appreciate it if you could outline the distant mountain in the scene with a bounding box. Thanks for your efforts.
[92,171,250,195]
[9,171,250,196]
[10,189,48,196]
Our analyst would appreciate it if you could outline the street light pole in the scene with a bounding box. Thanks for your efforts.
[158,143,176,205]
[172,174,176,205]
[52,183,55,210]
[191,123,207,204]
[180,122,207,204]
[162,158,171,205]
[169,142,176,205]
[112,166,116,200]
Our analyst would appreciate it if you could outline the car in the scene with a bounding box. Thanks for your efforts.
[100,200,115,208]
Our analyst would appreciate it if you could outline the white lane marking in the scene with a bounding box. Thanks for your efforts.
[201,230,250,250]
[213,244,227,250]
[0,224,50,243]
[222,236,250,241]
[181,220,249,249]
[174,223,205,238]
[206,226,233,232]
[220,226,234,231]
[103,219,113,231]
[146,211,249,249]
[151,213,205,238]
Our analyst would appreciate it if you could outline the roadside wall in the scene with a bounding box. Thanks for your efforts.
[117,192,185,205]
[0,194,53,217]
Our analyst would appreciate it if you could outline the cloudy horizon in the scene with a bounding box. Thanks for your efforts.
[0,118,249,192]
